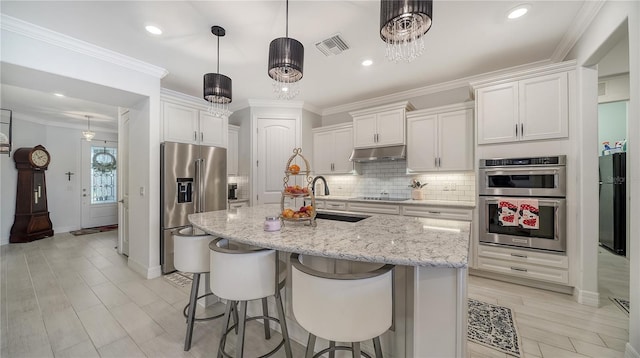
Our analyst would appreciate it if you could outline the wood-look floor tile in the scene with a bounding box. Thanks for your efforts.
[63,283,103,312]
[116,279,162,307]
[521,337,542,357]
[76,304,128,348]
[7,311,54,358]
[138,332,196,358]
[42,306,90,353]
[79,268,110,287]
[538,343,590,357]
[517,324,576,352]
[91,281,132,309]
[467,341,508,358]
[53,340,100,358]
[142,277,189,305]
[96,336,146,358]
[599,333,629,352]
[100,265,142,284]
[516,313,606,347]
[140,300,187,339]
[110,301,166,345]
[570,338,625,358]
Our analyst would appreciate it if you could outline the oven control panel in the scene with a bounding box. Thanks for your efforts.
[480,155,566,168]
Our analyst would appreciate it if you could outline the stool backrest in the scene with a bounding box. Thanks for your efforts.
[209,238,276,301]
[173,227,214,273]
[291,253,394,343]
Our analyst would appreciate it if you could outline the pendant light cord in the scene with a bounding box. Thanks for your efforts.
[285,0,289,38]
[216,34,220,73]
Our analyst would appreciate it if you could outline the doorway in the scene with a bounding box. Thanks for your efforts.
[81,139,118,228]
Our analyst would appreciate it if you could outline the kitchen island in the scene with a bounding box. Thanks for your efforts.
[189,204,470,357]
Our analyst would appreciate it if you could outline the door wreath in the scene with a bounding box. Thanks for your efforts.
[92,151,116,173]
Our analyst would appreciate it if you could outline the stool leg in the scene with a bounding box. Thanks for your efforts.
[275,291,293,358]
[329,341,336,358]
[232,301,239,334]
[305,334,316,358]
[184,272,200,351]
[236,301,248,358]
[261,297,271,340]
[352,342,361,358]
[373,337,383,358]
[218,300,233,358]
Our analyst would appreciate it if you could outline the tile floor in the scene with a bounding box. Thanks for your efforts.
[1,231,631,358]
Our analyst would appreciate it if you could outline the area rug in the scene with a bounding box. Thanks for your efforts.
[468,299,522,357]
[164,271,193,288]
[70,224,118,236]
[611,297,630,315]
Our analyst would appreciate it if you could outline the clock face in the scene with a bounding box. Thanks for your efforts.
[30,149,50,167]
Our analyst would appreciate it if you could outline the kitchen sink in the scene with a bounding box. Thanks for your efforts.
[315,211,370,223]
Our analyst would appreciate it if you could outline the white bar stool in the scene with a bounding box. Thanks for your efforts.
[209,238,293,358]
[173,227,224,351]
[290,253,394,358]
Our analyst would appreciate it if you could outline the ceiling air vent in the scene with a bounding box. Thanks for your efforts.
[598,82,607,96]
[315,33,350,56]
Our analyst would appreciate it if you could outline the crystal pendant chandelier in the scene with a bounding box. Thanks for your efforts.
[268,0,304,100]
[380,0,433,63]
[83,115,96,141]
[203,25,232,118]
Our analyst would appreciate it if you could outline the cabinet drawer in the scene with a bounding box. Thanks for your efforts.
[228,202,247,209]
[402,206,472,221]
[324,201,347,211]
[477,257,569,285]
[347,202,400,215]
[314,200,325,210]
[478,245,568,269]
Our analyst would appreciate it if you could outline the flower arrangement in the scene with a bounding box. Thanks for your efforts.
[409,179,427,189]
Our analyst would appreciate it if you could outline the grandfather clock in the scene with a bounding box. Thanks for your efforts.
[10,145,54,243]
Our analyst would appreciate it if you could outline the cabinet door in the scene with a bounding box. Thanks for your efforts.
[163,102,198,144]
[376,109,405,146]
[332,127,354,173]
[353,114,377,148]
[227,127,239,175]
[313,131,334,174]
[439,109,473,171]
[407,115,437,172]
[519,72,568,141]
[199,111,227,147]
[476,83,519,144]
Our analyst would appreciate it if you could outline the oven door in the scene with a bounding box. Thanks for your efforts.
[479,196,566,252]
[478,167,566,197]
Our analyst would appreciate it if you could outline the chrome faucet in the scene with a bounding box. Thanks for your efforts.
[311,176,330,196]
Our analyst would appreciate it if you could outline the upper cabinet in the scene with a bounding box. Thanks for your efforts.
[161,89,228,148]
[313,124,354,174]
[227,125,239,175]
[350,101,415,148]
[473,61,574,145]
[407,103,474,172]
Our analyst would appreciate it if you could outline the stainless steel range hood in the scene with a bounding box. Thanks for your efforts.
[349,145,406,162]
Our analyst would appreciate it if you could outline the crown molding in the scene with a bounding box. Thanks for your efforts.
[551,0,606,62]
[1,14,168,79]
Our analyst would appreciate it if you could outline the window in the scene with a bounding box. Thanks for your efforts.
[91,146,117,204]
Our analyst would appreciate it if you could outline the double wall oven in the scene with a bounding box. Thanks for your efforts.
[479,156,566,252]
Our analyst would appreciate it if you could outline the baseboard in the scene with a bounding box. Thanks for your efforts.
[626,342,640,358]
[469,269,574,294]
[127,258,162,279]
[54,226,77,234]
[575,288,600,307]
[1,237,8,246]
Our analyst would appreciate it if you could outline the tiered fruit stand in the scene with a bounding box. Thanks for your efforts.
[280,148,316,227]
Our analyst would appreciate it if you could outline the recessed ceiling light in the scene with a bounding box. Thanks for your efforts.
[53,93,65,97]
[507,4,530,19]
[361,59,373,67]
[145,25,163,35]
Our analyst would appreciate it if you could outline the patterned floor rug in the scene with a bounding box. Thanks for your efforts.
[611,297,630,315]
[163,271,193,288]
[468,299,522,357]
[70,225,118,236]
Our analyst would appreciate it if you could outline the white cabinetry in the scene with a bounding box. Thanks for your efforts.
[313,124,354,174]
[401,205,472,221]
[350,101,414,148]
[476,245,569,285]
[347,202,400,215]
[227,125,239,175]
[473,62,573,144]
[406,103,473,172]
[161,89,228,148]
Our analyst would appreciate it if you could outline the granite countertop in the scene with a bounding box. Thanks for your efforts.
[189,204,469,268]
[314,195,476,208]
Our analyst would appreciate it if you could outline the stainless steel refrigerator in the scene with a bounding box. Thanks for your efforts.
[160,141,227,273]
[599,152,626,255]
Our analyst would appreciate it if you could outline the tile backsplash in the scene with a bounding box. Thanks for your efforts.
[228,175,249,199]
[320,160,475,202]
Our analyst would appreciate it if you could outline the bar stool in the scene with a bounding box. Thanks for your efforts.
[290,253,394,358]
[209,237,293,358]
[173,227,224,351]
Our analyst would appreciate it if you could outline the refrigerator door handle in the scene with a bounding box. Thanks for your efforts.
[194,158,201,213]
[199,158,205,212]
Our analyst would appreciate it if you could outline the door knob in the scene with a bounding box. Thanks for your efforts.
[83,194,87,197]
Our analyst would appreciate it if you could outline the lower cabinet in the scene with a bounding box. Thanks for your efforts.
[476,244,569,285]
[228,201,248,209]
[402,205,472,221]
[347,202,400,215]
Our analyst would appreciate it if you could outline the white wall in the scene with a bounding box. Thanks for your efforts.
[566,1,639,356]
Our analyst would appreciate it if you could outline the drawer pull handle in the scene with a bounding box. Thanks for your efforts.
[428,211,441,214]
[510,253,528,258]
[510,267,528,272]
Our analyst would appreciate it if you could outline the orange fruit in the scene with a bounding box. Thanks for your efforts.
[289,164,300,174]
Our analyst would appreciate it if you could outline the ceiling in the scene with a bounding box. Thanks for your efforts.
[0,1,602,131]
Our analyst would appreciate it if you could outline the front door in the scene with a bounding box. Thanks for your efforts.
[81,139,118,228]
[257,117,297,204]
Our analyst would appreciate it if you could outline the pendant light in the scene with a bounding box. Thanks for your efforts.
[204,25,232,118]
[83,115,95,141]
[380,0,433,63]
[268,0,304,100]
